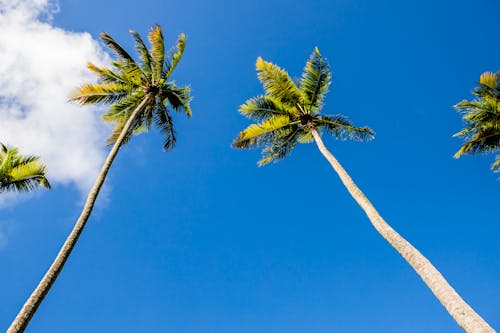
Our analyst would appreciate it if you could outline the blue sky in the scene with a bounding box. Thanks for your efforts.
[1,0,499,332]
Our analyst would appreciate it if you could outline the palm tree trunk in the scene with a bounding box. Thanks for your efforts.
[7,94,155,333]
[310,128,495,333]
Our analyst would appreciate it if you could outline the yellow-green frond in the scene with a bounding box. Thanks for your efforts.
[233,115,294,149]
[148,24,165,81]
[479,71,498,89]
[297,132,314,143]
[130,29,153,76]
[300,47,331,112]
[239,95,294,121]
[87,62,126,84]
[256,57,303,109]
[70,83,132,105]
[164,33,186,78]
[100,32,136,64]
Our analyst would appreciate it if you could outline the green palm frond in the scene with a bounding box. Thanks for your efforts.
[163,33,186,78]
[316,115,375,141]
[70,83,132,105]
[154,104,176,151]
[479,71,499,90]
[256,57,304,109]
[161,83,192,117]
[258,127,299,166]
[99,32,136,64]
[148,24,165,82]
[300,47,331,112]
[86,62,126,84]
[239,96,295,121]
[233,115,297,149]
[130,29,153,76]
[0,143,50,193]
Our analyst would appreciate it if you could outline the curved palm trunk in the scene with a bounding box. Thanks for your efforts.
[310,129,495,333]
[7,94,154,333]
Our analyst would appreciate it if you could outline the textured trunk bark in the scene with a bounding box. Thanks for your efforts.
[7,94,154,333]
[310,128,495,333]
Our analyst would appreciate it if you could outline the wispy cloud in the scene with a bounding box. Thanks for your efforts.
[0,0,110,193]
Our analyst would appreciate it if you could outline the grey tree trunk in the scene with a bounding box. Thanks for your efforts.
[310,128,495,333]
[7,94,154,333]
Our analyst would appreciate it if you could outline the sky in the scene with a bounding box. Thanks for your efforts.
[0,0,499,332]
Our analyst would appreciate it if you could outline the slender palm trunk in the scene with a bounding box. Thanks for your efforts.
[310,129,495,333]
[7,94,154,333]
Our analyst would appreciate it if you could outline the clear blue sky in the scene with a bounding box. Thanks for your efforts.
[1,0,499,332]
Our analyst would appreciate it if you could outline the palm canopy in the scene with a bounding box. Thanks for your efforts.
[454,71,500,172]
[71,24,192,150]
[0,143,50,193]
[232,47,374,165]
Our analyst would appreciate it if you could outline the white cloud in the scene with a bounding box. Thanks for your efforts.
[0,0,110,193]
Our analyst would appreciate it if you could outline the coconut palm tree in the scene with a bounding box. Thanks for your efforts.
[232,48,495,333]
[7,24,192,333]
[0,143,50,193]
[454,71,500,174]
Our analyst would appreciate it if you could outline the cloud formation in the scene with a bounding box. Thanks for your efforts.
[0,0,110,192]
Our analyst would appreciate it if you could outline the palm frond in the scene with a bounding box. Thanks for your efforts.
[102,93,144,123]
[163,33,186,78]
[479,71,499,90]
[297,131,314,143]
[258,127,299,166]
[148,24,165,82]
[300,47,331,112]
[316,115,375,141]
[454,126,500,157]
[99,32,136,64]
[233,115,297,149]
[129,29,153,76]
[239,95,294,121]
[161,83,192,117]
[70,83,132,105]
[154,104,176,151]
[86,62,126,84]
[256,57,303,109]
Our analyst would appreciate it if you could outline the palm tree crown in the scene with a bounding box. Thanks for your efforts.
[232,47,374,164]
[0,143,50,193]
[71,24,192,150]
[454,71,500,172]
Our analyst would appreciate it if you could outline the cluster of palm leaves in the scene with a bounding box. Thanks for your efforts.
[454,71,500,172]
[232,48,374,165]
[0,143,49,193]
[2,24,497,333]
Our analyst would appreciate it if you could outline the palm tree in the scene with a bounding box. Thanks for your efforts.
[232,48,495,333]
[454,71,500,173]
[7,25,192,333]
[0,143,50,193]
